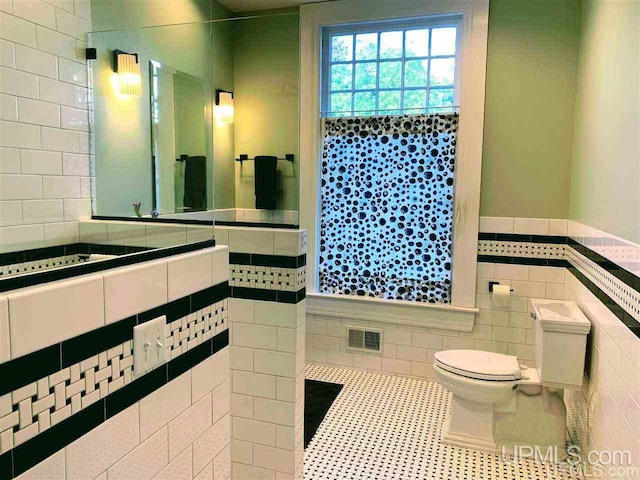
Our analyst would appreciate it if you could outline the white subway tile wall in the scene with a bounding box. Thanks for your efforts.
[229,297,305,479]
[306,262,564,377]
[0,0,92,253]
[565,272,640,470]
[17,350,230,480]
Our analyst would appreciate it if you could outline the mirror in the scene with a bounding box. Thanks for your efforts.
[150,62,208,216]
[88,13,300,229]
[89,21,214,223]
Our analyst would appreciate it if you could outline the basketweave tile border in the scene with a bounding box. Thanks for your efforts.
[0,331,229,480]
[0,288,229,480]
[0,300,227,455]
[477,232,640,339]
[229,264,306,292]
[227,251,307,301]
[229,252,307,269]
[0,281,228,397]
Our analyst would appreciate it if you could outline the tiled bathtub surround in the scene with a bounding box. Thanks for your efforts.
[0,242,144,279]
[225,226,307,479]
[0,245,230,479]
[0,0,93,254]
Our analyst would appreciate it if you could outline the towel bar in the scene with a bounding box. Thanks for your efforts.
[236,154,295,164]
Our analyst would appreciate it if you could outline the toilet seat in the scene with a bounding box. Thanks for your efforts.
[434,350,522,381]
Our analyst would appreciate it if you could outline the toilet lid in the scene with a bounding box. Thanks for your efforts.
[434,350,522,381]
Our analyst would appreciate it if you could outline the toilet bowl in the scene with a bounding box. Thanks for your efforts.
[435,299,591,458]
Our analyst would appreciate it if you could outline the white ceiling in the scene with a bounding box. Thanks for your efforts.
[218,0,328,12]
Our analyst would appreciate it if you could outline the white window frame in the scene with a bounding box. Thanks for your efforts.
[300,0,489,329]
[321,16,463,117]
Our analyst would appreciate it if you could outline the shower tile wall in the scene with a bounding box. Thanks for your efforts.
[0,0,93,254]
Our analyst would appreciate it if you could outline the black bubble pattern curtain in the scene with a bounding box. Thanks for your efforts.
[319,113,459,304]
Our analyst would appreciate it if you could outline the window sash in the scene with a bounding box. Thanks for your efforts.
[321,16,462,117]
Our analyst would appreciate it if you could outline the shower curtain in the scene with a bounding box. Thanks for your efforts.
[319,113,459,304]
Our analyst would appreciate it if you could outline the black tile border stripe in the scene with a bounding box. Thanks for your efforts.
[0,243,151,267]
[92,215,214,226]
[0,329,230,480]
[0,240,215,294]
[478,233,569,244]
[477,236,639,340]
[567,239,640,293]
[216,221,300,230]
[229,252,307,269]
[0,281,229,396]
[566,267,640,339]
[230,286,306,304]
[478,233,640,294]
[477,255,569,268]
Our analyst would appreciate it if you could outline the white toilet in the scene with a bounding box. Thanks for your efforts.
[434,299,591,458]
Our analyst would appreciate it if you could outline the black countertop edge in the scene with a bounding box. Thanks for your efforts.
[215,220,300,230]
[92,215,214,226]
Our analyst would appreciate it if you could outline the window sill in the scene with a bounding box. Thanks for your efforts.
[306,293,478,332]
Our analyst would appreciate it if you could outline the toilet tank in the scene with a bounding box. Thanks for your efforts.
[529,299,591,389]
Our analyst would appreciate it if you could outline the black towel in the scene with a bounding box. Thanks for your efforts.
[183,156,206,211]
[254,155,277,210]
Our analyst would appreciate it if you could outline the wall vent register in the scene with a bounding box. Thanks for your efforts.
[347,327,382,353]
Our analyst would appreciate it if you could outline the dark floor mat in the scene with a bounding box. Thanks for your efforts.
[304,379,343,449]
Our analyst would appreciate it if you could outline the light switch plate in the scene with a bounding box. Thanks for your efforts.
[133,315,167,377]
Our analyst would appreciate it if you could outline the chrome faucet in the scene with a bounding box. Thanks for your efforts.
[132,201,142,218]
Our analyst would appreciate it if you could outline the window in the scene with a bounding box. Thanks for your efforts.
[318,17,464,305]
[321,17,462,117]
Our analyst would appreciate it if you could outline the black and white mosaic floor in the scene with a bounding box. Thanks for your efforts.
[304,365,582,480]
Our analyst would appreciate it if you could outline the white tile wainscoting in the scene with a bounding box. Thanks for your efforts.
[305,216,640,475]
[0,0,93,254]
[0,244,231,480]
[225,227,307,479]
[306,262,565,379]
[17,351,230,480]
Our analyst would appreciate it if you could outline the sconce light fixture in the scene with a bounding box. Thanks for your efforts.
[113,50,141,97]
[216,89,234,124]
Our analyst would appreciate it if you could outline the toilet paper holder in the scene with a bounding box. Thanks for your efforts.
[488,281,514,293]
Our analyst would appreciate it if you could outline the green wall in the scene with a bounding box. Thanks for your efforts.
[212,18,236,209]
[569,0,639,243]
[480,0,581,219]
[91,0,212,30]
[232,14,300,211]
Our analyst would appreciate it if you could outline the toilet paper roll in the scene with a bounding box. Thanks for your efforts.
[492,284,512,310]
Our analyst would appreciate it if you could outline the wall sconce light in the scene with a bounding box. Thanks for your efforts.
[216,89,234,124]
[113,50,141,97]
